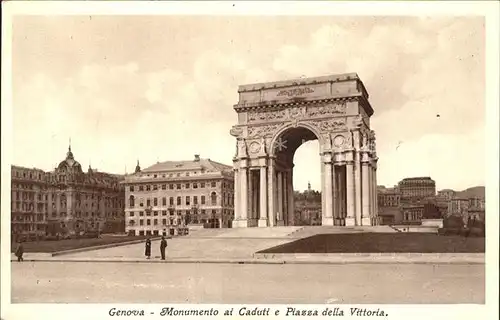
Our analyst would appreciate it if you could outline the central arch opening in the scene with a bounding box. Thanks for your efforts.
[272,126,322,226]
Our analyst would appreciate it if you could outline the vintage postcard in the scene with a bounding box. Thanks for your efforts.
[1,1,498,320]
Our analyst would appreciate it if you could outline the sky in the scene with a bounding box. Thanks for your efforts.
[10,15,485,192]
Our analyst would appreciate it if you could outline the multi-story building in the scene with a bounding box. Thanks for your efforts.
[398,177,436,201]
[11,145,125,241]
[11,166,48,241]
[122,155,234,237]
[294,183,322,226]
[401,204,424,224]
[376,186,402,225]
[377,186,400,207]
[437,189,456,200]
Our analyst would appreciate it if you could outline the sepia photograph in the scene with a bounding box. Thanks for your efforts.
[1,1,499,319]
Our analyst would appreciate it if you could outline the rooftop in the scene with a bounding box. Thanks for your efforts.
[238,73,361,92]
[141,155,232,173]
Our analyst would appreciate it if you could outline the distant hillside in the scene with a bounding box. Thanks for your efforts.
[456,186,485,199]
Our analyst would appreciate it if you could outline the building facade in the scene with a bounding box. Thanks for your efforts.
[398,177,436,201]
[11,145,125,241]
[122,155,235,236]
[294,183,322,226]
[230,73,379,227]
[377,186,402,225]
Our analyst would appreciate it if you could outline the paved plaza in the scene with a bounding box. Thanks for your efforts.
[11,261,484,304]
[10,228,485,304]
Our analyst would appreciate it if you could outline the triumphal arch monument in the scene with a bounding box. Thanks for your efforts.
[230,73,379,228]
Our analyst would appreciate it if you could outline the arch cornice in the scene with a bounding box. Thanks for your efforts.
[233,95,362,113]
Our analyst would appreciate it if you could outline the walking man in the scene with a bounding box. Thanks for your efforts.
[145,238,151,259]
[160,236,167,260]
[15,240,24,262]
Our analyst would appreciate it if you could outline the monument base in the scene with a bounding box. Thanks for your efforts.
[361,217,372,226]
[322,216,334,226]
[258,219,268,227]
[232,219,249,228]
[345,217,356,226]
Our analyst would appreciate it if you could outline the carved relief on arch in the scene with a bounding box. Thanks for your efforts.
[310,118,347,133]
[307,101,347,117]
[248,110,287,123]
[247,124,280,138]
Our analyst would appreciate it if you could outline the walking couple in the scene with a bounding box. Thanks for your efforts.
[145,236,168,260]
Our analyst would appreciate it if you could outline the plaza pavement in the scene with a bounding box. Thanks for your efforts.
[10,227,484,264]
[11,261,485,303]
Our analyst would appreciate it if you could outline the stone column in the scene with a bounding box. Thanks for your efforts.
[353,131,362,226]
[322,154,334,226]
[233,167,240,222]
[284,170,288,226]
[277,171,284,226]
[268,158,276,227]
[339,166,346,226]
[248,170,254,223]
[361,157,371,226]
[258,166,268,227]
[234,163,248,228]
[345,159,356,226]
[287,169,294,226]
[320,156,326,224]
[332,161,338,225]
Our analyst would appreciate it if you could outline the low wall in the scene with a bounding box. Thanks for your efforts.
[51,237,161,257]
[422,219,444,228]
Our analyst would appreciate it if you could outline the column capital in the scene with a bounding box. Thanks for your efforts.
[322,152,333,164]
[239,159,249,169]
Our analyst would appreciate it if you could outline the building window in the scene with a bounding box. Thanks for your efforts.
[153,185,158,191]
[194,196,198,205]
[176,183,181,190]
[147,219,151,226]
[139,220,144,226]
[146,199,151,207]
[211,192,217,205]
[154,211,158,216]
[162,219,167,225]
[211,182,216,188]
[162,184,166,190]
[177,196,181,205]
[185,183,190,189]
[146,185,151,191]
[170,219,174,225]
[154,219,158,225]
[154,174,157,178]
[129,195,135,207]
[130,212,135,217]
[169,197,174,205]
[193,183,198,189]
[201,182,205,188]
[162,210,167,216]
[201,196,206,205]
[162,197,167,206]
[139,211,144,217]
[130,186,135,192]
[154,198,158,206]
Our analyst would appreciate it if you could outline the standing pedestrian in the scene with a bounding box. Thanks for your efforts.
[15,240,24,262]
[145,238,151,259]
[160,236,167,260]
